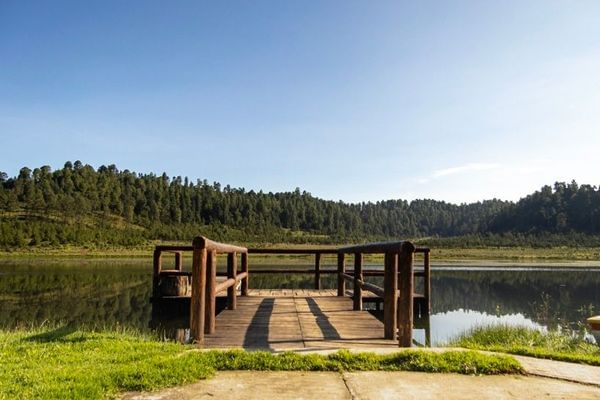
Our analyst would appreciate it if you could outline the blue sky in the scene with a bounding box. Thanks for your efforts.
[2,1,600,204]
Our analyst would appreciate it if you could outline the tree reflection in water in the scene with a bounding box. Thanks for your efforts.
[1,260,598,346]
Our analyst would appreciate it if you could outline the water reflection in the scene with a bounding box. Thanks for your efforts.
[425,310,541,346]
[0,260,152,329]
[1,259,599,345]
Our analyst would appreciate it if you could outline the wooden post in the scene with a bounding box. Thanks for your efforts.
[337,253,345,296]
[174,251,183,271]
[241,252,249,296]
[314,252,321,290]
[424,251,431,315]
[152,249,162,300]
[397,242,415,347]
[383,251,398,339]
[353,253,363,311]
[424,314,431,347]
[227,252,237,310]
[205,250,217,334]
[190,247,207,344]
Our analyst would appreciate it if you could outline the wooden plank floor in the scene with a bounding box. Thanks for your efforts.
[204,290,399,350]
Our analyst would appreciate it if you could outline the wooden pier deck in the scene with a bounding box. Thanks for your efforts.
[205,289,398,350]
[152,237,431,347]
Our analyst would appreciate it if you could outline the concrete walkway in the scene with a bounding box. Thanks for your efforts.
[513,355,600,387]
[122,370,600,400]
[122,351,600,400]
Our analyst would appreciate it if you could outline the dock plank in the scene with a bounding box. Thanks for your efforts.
[203,290,398,350]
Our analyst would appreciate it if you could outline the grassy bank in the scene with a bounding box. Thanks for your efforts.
[429,246,600,262]
[2,243,600,263]
[0,327,521,400]
[452,325,600,366]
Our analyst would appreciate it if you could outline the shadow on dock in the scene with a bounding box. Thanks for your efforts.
[305,297,341,340]
[242,298,275,348]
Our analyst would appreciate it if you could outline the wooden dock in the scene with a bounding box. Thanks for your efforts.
[152,237,431,348]
[205,290,398,350]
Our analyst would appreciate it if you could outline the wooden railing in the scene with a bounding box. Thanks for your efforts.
[152,237,430,347]
[338,241,429,347]
[151,238,249,345]
[189,236,248,344]
[247,248,338,290]
[152,245,193,299]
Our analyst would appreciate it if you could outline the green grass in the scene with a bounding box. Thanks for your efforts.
[0,327,522,400]
[4,240,600,264]
[3,244,600,264]
[428,246,600,261]
[452,325,600,366]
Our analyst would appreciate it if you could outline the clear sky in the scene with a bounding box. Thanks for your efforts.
[2,1,600,204]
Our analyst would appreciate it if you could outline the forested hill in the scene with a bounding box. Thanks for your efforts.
[0,161,599,248]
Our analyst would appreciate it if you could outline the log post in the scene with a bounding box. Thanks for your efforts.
[337,253,346,296]
[353,252,363,311]
[227,252,237,310]
[190,247,207,344]
[152,249,162,300]
[424,250,431,315]
[241,252,249,296]
[314,252,321,290]
[397,241,415,347]
[383,251,398,339]
[174,251,183,271]
[205,250,217,334]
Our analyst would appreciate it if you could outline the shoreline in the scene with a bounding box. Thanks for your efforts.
[1,246,600,266]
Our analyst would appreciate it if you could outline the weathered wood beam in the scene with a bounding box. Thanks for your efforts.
[248,248,338,254]
[314,253,321,290]
[384,252,398,339]
[353,253,363,311]
[337,253,346,296]
[174,251,183,271]
[204,250,217,334]
[241,252,249,296]
[339,241,404,254]
[398,241,415,347]
[152,249,162,300]
[423,250,431,315]
[190,247,207,344]
[227,252,237,310]
[193,236,247,254]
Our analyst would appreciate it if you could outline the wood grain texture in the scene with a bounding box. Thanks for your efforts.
[190,248,207,344]
[203,293,399,350]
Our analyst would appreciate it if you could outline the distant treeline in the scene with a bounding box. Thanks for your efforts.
[1,161,600,248]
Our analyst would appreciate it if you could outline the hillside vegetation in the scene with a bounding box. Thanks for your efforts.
[1,161,600,249]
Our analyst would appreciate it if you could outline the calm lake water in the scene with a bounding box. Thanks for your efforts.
[1,258,599,346]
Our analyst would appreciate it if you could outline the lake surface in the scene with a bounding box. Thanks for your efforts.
[1,258,599,346]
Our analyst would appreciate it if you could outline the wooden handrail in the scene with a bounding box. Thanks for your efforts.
[155,245,194,252]
[155,243,427,254]
[248,248,330,290]
[215,271,248,294]
[245,268,338,274]
[339,240,408,254]
[248,248,338,254]
[359,279,385,298]
[215,278,236,294]
[189,236,249,344]
[339,240,418,346]
[193,236,248,254]
[342,272,354,282]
